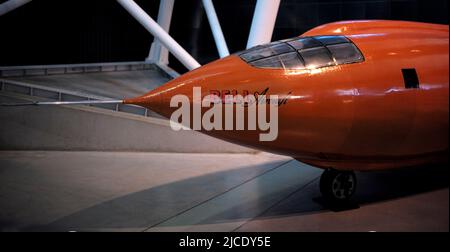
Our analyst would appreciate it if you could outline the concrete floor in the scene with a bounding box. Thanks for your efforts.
[0,151,447,232]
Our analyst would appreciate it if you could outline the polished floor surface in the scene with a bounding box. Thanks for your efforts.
[0,151,447,232]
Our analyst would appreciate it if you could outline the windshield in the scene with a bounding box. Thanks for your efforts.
[238,35,364,70]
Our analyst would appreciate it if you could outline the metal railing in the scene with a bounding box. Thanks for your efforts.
[0,79,159,118]
[0,61,167,78]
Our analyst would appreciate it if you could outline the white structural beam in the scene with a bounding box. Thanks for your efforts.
[0,0,32,16]
[246,0,281,49]
[146,0,175,65]
[117,0,201,70]
[202,0,229,58]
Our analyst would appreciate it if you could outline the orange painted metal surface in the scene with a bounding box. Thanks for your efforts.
[125,20,449,171]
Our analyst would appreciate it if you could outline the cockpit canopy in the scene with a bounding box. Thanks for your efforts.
[238,35,364,70]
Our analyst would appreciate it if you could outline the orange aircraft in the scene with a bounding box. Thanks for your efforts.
[6,20,449,202]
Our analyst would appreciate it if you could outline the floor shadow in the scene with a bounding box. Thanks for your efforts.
[312,197,360,212]
[18,161,449,231]
[246,163,449,222]
[19,160,286,231]
[355,163,449,205]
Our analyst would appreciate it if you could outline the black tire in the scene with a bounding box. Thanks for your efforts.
[320,169,356,202]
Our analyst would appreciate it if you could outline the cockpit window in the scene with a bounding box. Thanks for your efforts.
[250,52,305,69]
[327,43,364,64]
[250,55,283,69]
[287,37,322,50]
[279,52,305,69]
[314,35,349,45]
[238,35,364,70]
[299,47,335,69]
[240,43,294,62]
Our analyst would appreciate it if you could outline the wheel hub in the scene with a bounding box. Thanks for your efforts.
[331,173,355,199]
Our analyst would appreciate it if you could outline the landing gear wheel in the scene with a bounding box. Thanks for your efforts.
[320,169,356,203]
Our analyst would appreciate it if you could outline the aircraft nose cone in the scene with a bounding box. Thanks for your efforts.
[124,57,239,118]
[123,90,162,114]
[124,55,247,119]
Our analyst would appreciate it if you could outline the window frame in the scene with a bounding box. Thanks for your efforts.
[238,35,365,70]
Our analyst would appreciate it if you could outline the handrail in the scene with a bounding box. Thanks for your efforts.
[0,79,153,117]
[0,61,157,78]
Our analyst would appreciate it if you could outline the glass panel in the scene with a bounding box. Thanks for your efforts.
[279,52,305,69]
[239,35,364,69]
[279,37,297,43]
[234,45,260,57]
[240,43,293,62]
[240,47,274,62]
[270,43,295,54]
[314,35,349,45]
[327,43,363,64]
[299,47,335,69]
[267,41,282,46]
[250,55,283,69]
[288,37,322,50]
[242,44,264,53]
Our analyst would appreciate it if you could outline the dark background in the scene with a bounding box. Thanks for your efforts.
[0,0,448,73]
